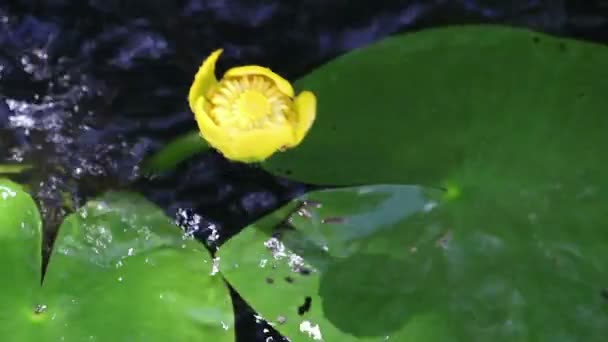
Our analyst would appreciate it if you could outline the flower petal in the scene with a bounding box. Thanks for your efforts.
[193,96,229,149]
[224,66,294,98]
[289,91,317,147]
[188,49,223,113]
[220,126,293,162]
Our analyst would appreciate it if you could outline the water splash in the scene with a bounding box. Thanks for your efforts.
[263,237,314,274]
[83,224,113,255]
[211,256,220,276]
[176,208,221,248]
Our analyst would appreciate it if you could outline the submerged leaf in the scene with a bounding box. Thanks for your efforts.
[219,185,608,341]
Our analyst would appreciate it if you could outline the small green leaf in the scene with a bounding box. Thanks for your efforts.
[0,179,42,338]
[0,182,234,341]
[219,185,608,341]
[40,192,234,340]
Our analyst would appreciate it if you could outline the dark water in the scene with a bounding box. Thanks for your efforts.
[1,1,606,340]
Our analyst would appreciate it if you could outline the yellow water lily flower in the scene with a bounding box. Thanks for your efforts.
[188,49,317,162]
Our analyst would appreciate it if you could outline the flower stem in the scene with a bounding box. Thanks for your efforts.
[141,130,211,176]
[0,164,32,174]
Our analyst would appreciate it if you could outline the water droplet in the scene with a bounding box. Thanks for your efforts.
[254,314,266,323]
[207,223,220,244]
[299,320,323,340]
[436,230,452,249]
[264,237,287,259]
[221,321,229,330]
[423,201,438,212]
[0,185,17,200]
[211,257,221,275]
[321,216,348,224]
[34,304,47,314]
[264,237,315,273]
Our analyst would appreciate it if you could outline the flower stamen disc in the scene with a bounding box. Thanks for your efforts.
[237,90,271,121]
[208,75,294,132]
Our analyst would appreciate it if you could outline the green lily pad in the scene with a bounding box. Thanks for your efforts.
[0,179,234,341]
[0,179,42,338]
[264,25,608,189]
[241,25,608,340]
[218,185,608,341]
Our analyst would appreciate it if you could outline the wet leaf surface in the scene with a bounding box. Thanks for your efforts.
[0,178,42,338]
[219,184,608,341]
[224,25,608,342]
[265,25,608,189]
[0,179,234,341]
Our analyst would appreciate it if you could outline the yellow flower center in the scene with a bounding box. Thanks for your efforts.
[237,90,271,120]
[207,75,294,131]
